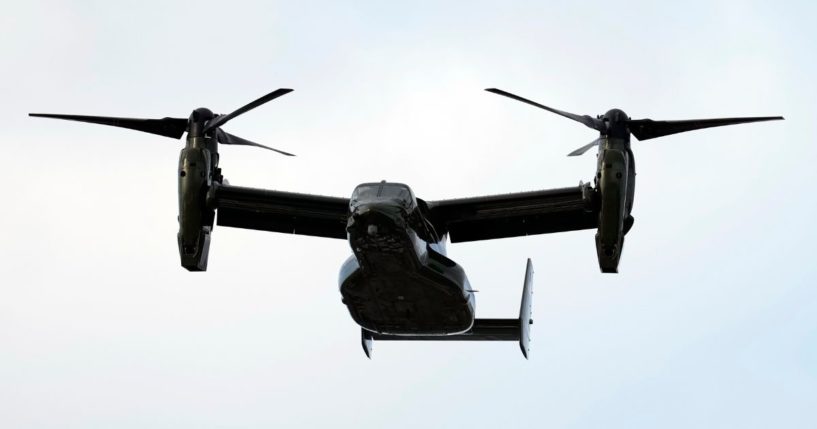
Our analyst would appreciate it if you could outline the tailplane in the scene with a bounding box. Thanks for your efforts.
[362,259,534,359]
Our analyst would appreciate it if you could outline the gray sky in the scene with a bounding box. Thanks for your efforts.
[1,1,815,428]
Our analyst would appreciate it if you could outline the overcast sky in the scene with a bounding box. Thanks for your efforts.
[1,1,815,428]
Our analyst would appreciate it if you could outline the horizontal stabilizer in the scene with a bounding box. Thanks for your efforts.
[361,259,534,359]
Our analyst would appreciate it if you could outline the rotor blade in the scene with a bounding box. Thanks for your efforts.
[567,138,601,157]
[628,116,784,141]
[29,113,188,139]
[485,88,604,132]
[204,88,293,133]
[217,129,295,156]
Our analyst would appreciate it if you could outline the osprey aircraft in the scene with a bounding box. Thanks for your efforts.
[30,88,783,358]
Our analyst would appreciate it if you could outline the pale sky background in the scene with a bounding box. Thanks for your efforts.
[1,1,816,428]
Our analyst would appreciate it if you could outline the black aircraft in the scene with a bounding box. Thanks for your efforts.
[30,88,782,358]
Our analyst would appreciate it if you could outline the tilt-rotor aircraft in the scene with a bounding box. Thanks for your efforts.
[30,88,783,358]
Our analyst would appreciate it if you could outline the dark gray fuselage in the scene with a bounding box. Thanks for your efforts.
[338,182,476,336]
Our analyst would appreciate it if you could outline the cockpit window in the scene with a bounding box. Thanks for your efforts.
[350,182,416,210]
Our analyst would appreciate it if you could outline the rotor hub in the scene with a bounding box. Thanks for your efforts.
[187,108,215,138]
[602,108,630,139]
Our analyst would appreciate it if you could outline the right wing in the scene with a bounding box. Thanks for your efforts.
[426,184,598,242]
[213,184,350,239]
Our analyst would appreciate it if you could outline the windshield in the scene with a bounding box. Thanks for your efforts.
[350,182,416,210]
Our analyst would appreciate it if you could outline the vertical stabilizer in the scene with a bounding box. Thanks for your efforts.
[361,329,374,359]
[519,258,534,359]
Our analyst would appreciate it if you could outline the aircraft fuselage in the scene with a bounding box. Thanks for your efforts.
[338,182,476,336]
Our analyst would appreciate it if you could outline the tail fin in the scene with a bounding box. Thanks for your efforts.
[361,259,534,359]
[519,258,534,358]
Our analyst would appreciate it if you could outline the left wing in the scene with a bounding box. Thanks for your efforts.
[213,184,350,239]
[426,184,598,242]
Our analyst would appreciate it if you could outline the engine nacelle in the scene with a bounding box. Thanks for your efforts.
[595,148,629,273]
[177,142,215,271]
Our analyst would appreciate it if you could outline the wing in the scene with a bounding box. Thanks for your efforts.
[213,184,350,239]
[427,184,598,242]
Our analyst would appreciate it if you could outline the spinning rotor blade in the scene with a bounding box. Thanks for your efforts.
[628,116,784,141]
[204,88,293,133]
[216,129,295,156]
[567,138,601,157]
[28,113,188,139]
[486,88,604,132]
